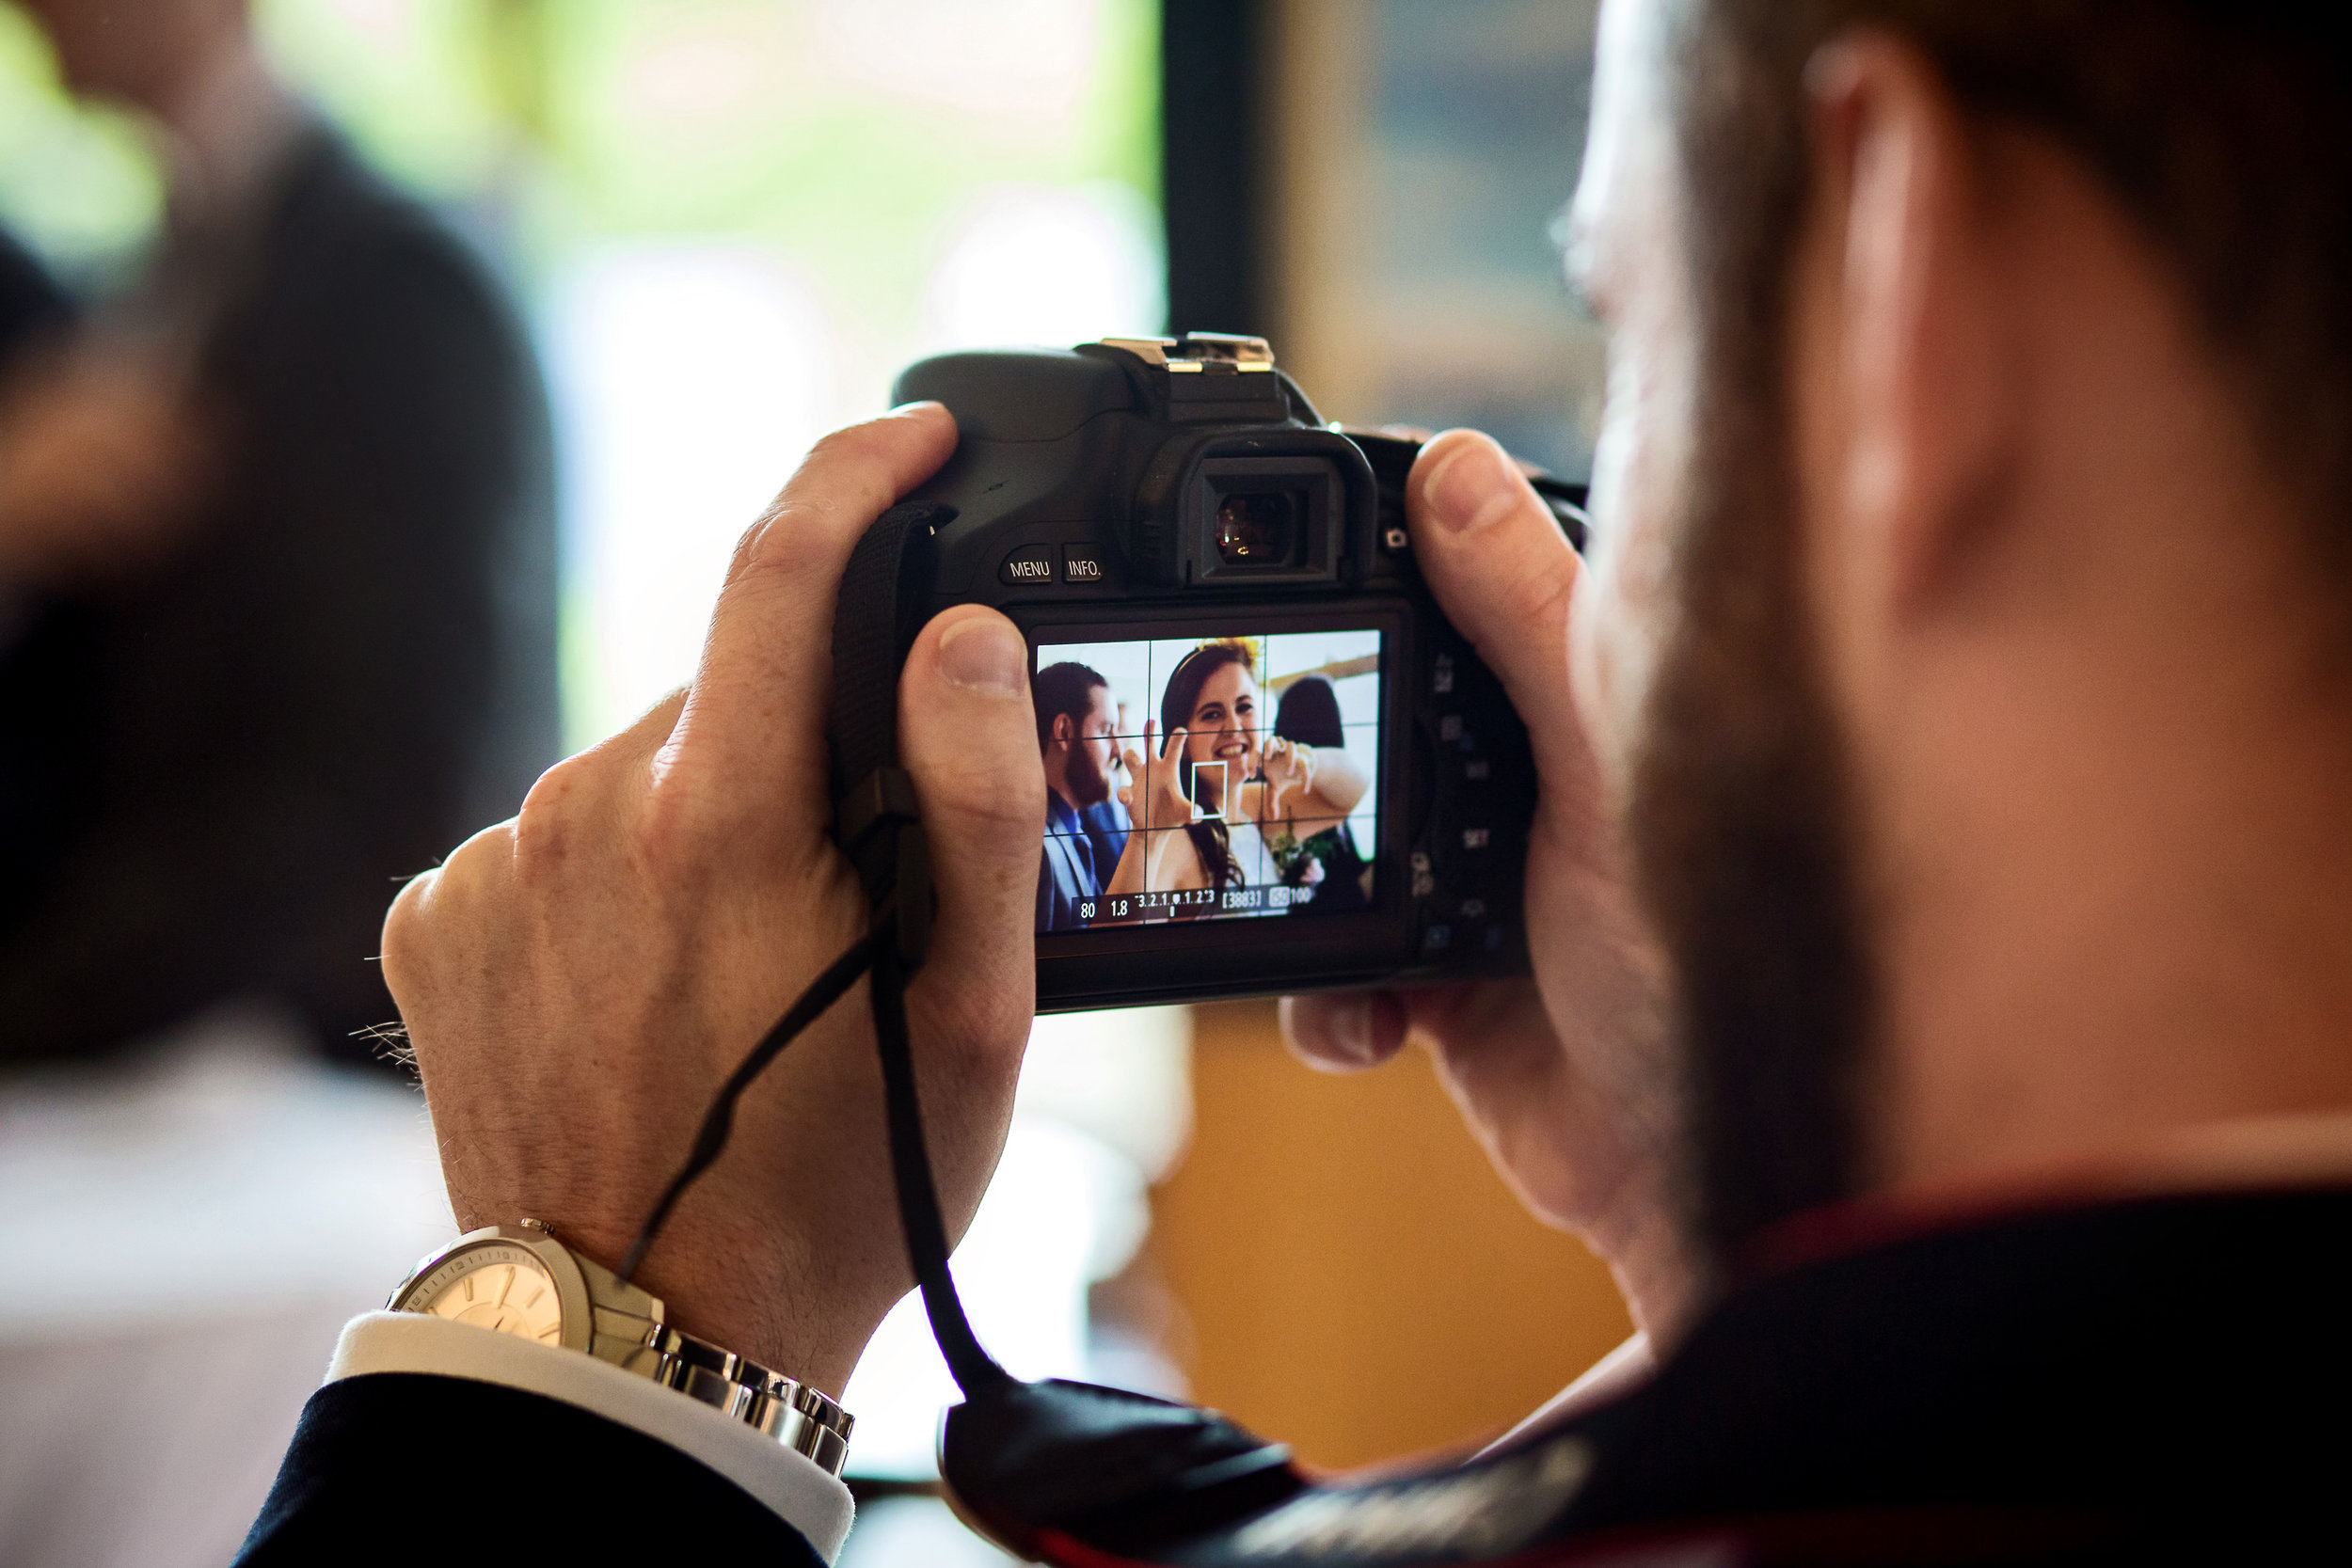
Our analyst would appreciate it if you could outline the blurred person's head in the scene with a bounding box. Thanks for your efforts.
[20,0,251,122]
[1033,661,1117,811]
[1273,674,1346,751]
[1569,1,2352,1264]
[1163,641,1259,814]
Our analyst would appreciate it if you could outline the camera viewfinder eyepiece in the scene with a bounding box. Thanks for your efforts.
[1191,455,1341,584]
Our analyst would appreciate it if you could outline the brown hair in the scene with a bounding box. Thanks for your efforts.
[1031,660,1106,753]
[1679,0,2352,576]
[1157,639,1257,893]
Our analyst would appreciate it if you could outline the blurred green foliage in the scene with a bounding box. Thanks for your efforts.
[0,6,160,282]
[0,0,1159,295]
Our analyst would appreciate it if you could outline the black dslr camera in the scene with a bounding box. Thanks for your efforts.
[828,333,1585,1012]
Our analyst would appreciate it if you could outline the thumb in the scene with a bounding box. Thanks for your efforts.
[898,606,1042,1056]
[1406,430,1585,781]
[1280,991,1410,1073]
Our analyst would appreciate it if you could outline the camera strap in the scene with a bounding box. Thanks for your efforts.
[629,501,1603,1565]
[829,501,1003,1390]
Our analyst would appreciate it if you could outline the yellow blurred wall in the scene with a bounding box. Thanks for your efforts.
[1149,1002,1633,1473]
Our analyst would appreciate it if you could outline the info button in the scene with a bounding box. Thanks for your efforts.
[998,545,1057,586]
[1061,545,1107,584]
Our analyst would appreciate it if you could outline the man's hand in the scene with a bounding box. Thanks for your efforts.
[1282,430,1695,1337]
[0,343,216,584]
[382,404,1045,1396]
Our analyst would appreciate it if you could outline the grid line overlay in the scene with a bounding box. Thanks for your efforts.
[1033,630,1382,931]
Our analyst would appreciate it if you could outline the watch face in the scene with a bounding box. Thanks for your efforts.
[403,1243,564,1343]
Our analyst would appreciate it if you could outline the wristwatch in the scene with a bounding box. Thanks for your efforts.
[387,1219,853,1476]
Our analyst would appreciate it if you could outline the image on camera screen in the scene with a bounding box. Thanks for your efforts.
[1030,629,1382,935]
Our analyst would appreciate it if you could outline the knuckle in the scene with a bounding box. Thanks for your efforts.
[379,867,441,997]
[512,754,596,883]
[914,968,1032,1075]
[913,726,1041,824]
[1499,549,1579,639]
[381,819,516,1001]
[1461,531,1579,673]
[628,771,713,874]
[789,424,897,510]
[803,420,882,470]
[731,498,835,588]
[927,766,1043,843]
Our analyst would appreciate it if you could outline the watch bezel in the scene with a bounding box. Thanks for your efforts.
[388,1224,595,1354]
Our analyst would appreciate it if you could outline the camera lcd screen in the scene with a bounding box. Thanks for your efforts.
[1030,629,1383,935]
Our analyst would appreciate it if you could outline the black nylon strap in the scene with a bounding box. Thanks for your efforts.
[831,502,952,968]
[835,767,922,858]
[617,927,885,1286]
[828,502,951,817]
[826,498,1007,1397]
[871,939,1009,1398]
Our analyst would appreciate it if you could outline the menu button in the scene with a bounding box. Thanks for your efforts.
[999,546,1056,585]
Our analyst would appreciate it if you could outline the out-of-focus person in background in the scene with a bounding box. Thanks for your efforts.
[1267,674,1369,913]
[0,0,557,1068]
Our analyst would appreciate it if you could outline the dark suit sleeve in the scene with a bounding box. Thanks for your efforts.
[236,1374,825,1564]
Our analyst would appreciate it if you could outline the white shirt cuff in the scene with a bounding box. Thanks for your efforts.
[326,1311,855,1560]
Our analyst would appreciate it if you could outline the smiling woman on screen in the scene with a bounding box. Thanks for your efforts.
[1102,640,1367,912]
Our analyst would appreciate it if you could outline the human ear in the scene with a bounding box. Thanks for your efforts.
[1802,31,2017,619]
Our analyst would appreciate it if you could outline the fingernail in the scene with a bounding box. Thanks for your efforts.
[938,616,1026,696]
[886,400,946,420]
[1422,435,1518,535]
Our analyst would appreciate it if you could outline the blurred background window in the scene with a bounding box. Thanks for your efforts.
[0,4,1618,1565]
[1168,0,1603,476]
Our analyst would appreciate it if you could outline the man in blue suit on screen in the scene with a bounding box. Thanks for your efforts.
[1033,660,1129,931]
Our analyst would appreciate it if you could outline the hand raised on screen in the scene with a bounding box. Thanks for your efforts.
[1259,734,1317,820]
[1120,720,1195,833]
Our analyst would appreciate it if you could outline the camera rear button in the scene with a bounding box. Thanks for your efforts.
[999,546,1057,585]
[1061,545,1107,584]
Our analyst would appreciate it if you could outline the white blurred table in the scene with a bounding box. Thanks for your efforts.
[0,1008,456,1568]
